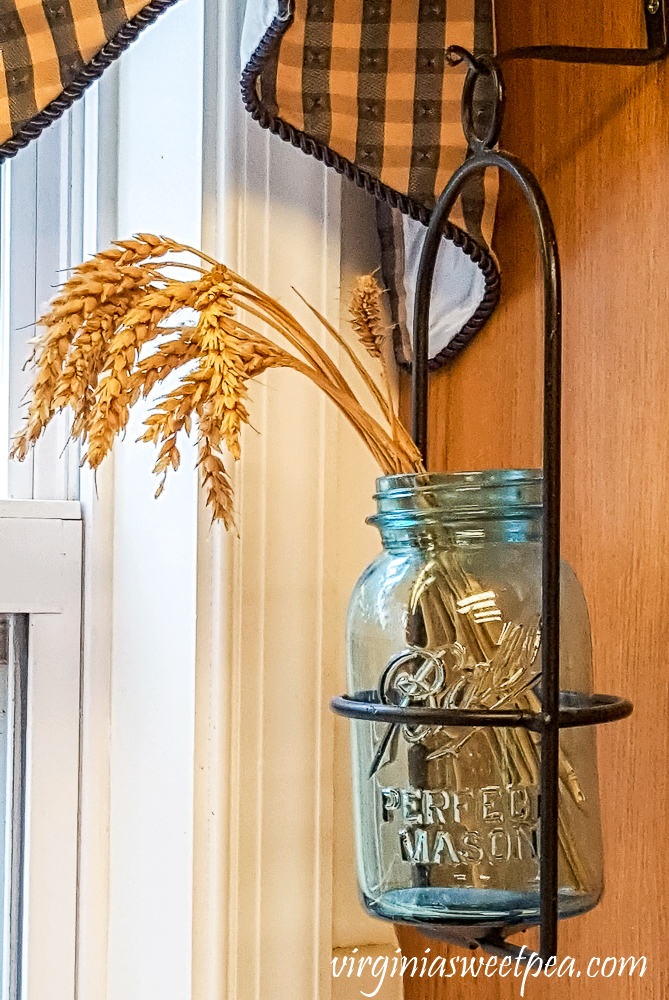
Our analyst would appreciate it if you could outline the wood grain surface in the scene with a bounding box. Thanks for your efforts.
[395,3,669,996]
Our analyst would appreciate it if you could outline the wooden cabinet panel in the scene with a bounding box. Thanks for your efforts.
[396,3,669,997]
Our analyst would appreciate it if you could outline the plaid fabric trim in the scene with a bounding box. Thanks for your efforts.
[1,0,39,134]
[245,0,497,222]
[268,0,496,230]
[0,0,177,152]
[354,0,389,179]
[408,0,446,204]
[42,0,85,91]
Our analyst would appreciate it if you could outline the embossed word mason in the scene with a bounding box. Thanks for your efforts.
[381,784,540,869]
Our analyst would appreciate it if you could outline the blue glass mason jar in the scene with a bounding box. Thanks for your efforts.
[346,470,604,931]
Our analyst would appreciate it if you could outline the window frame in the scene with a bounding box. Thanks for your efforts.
[0,500,82,1000]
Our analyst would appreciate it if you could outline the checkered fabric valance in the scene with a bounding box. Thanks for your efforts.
[0,0,502,372]
[241,0,500,370]
[0,0,177,160]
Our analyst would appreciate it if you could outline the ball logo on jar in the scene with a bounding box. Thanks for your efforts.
[371,620,543,778]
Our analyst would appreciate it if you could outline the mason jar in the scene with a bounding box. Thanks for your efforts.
[346,469,604,932]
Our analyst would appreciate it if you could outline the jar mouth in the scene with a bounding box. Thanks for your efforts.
[370,469,543,527]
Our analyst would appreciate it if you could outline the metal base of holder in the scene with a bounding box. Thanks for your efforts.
[420,924,528,962]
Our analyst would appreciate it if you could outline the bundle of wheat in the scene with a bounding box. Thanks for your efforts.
[11,235,422,529]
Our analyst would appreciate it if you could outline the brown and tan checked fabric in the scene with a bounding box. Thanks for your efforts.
[0,0,179,159]
[241,0,500,369]
[243,0,497,239]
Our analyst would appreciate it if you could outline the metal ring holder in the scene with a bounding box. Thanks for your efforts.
[331,47,633,963]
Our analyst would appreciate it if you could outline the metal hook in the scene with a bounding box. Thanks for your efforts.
[446,46,505,153]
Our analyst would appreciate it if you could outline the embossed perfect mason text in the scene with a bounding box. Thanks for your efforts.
[381,782,540,868]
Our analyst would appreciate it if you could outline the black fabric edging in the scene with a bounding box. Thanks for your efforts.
[0,0,181,162]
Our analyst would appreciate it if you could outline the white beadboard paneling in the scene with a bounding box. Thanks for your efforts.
[194,27,346,991]
[330,181,396,952]
[232,131,341,1000]
[192,0,397,990]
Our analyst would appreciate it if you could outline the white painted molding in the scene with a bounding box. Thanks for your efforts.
[192,2,398,998]
[105,5,203,998]
[0,511,82,1000]
[0,500,81,519]
[77,4,205,1000]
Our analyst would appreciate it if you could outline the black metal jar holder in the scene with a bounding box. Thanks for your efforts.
[331,49,633,964]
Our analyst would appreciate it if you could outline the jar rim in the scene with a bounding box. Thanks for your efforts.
[370,469,544,530]
[375,468,543,497]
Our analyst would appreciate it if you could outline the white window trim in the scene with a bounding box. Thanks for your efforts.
[76,5,204,999]
[0,500,82,1000]
[1,111,85,502]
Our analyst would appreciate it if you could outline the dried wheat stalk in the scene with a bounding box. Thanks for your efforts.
[11,236,423,526]
[11,235,192,462]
